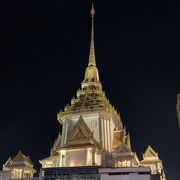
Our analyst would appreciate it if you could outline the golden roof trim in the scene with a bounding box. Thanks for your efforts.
[143,145,158,158]
[13,151,33,165]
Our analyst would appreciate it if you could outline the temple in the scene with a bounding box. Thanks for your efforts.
[38,4,166,180]
[0,151,36,180]
[0,4,166,180]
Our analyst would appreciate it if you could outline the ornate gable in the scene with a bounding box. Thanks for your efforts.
[68,116,93,141]
[141,145,161,164]
[63,116,100,148]
[112,129,126,148]
[4,157,12,167]
[3,157,12,171]
[143,146,158,158]
[70,127,87,140]
[112,129,132,152]
[117,143,131,153]
[12,151,33,166]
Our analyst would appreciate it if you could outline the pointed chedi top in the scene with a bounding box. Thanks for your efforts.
[90,3,95,17]
[88,3,96,66]
[57,3,121,128]
[83,3,99,83]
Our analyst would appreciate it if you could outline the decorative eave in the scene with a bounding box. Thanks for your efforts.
[39,155,58,163]
[113,151,141,166]
[58,105,121,128]
[134,153,141,166]
[61,142,101,150]
[141,159,162,164]
[12,151,33,166]
[3,157,12,169]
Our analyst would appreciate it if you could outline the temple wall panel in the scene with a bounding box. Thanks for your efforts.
[101,118,105,148]
[110,118,115,150]
[104,119,107,151]
[66,149,86,167]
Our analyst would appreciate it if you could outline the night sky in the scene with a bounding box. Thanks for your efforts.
[1,0,180,179]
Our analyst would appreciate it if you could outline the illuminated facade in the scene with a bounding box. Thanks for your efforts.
[39,4,166,180]
[1,4,166,180]
[0,151,36,180]
[40,166,161,180]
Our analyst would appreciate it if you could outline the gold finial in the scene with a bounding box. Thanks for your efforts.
[90,3,95,17]
[88,3,96,66]
[83,3,99,83]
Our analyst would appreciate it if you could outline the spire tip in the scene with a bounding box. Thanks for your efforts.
[90,3,95,17]
[88,2,96,67]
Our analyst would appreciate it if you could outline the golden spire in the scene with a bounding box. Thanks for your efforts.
[83,3,99,83]
[88,3,96,66]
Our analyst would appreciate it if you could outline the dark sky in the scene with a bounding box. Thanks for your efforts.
[0,0,180,179]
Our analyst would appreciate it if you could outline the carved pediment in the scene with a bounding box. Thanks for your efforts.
[71,127,87,140]
[112,130,125,148]
[143,145,158,158]
[68,116,93,141]
[3,157,12,170]
[117,143,131,153]
[112,130,131,151]
[63,116,100,148]
[13,151,33,165]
